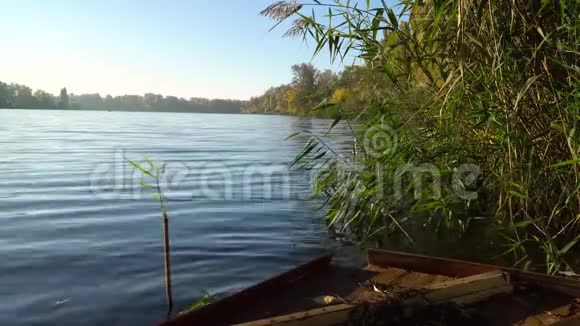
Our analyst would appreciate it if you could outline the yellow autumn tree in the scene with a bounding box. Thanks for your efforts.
[284,87,300,114]
[330,88,349,104]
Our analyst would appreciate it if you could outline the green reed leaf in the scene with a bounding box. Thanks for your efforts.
[128,160,154,178]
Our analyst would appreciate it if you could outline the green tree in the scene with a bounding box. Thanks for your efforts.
[0,80,244,113]
[0,82,14,108]
[291,63,317,91]
[143,93,162,110]
[34,90,56,109]
[58,87,69,109]
[13,84,38,109]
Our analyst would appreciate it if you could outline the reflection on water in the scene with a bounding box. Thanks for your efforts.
[0,109,356,326]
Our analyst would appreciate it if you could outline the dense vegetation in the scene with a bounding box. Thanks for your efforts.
[0,81,243,113]
[263,0,580,275]
[242,62,403,119]
[242,63,336,117]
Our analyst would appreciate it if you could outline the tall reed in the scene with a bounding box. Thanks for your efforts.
[264,0,580,275]
[128,156,174,315]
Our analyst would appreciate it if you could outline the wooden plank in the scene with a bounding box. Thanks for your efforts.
[523,299,580,326]
[395,271,438,288]
[367,249,580,297]
[367,249,496,277]
[509,272,580,298]
[239,272,513,326]
[449,285,513,305]
[369,267,409,285]
[161,255,333,326]
[364,264,389,273]
[347,267,409,303]
[233,304,354,326]
[422,271,510,303]
[430,274,455,284]
[363,266,454,287]
[522,311,580,325]
[553,315,580,326]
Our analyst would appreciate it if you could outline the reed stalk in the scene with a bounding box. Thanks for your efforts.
[265,0,580,275]
[128,157,175,314]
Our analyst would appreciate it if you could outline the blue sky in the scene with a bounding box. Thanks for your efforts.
[0,0,352,100]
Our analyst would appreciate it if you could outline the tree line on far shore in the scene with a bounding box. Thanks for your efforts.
[241,58,416,119]
[0,81,243,113]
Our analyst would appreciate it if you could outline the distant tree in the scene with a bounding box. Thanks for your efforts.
[316,69,337,91]
[0,80,243,113]
[291,63,317,91]
[104,95,114,109]
[241,63,327,116]
[71,93,103,109]
[330,88,348,103]
[0,82,14,108]
[13,84,38,109]
[143,93,162,110]
[34,90,56,109]
[241,62,391,118]
[58,87,69,109]
[120,95,143,110]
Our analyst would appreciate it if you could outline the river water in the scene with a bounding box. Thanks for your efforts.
[0,109,357,325]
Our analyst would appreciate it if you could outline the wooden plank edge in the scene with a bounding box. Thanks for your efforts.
[552,314,580,326]
[522,299,580,325]
[423,271,509,291]
[160,254,333,326]
[234,284,515,326]
[367,249,580,297]
[448,285,513,305]
[233,304,354,326]
[236,272,514,326]
[422,271,511,303]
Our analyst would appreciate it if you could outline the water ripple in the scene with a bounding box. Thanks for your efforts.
[0,109,352,326]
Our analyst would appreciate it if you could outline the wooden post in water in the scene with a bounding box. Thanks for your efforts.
[162,209,173,316]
